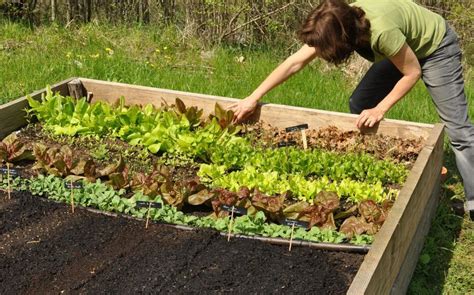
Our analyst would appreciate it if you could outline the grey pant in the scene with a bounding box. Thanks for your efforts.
[350,24,474,210]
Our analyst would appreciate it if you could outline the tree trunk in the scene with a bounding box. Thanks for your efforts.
[51,0,56,22]
[84,0,92,22]
[143,0,149,23]
[138,0,149,24]
[66,0,71,23]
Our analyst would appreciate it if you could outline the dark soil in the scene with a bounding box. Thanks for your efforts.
[0,191,364,294]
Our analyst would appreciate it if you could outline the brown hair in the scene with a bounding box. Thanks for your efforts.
[298,0,371,64]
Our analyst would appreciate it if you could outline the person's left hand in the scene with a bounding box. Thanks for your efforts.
[355,107,386,129]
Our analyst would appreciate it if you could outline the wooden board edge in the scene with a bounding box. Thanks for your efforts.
[0,78,75,139]
[78,77,435,139]
[389,123,444,294]
[347,125,444,294]
[390,177,441,294]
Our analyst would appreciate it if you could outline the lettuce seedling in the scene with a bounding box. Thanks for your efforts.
[173,98,203,128]
[33,144,97,181]
[184,177,213,205]
[161,181,185,209]
[208,103,240,133]
[293,192,340,229]
[131,165,170,197]
[0,133,34,164]
[339,216,378,239]
[358,199,393,225]
[211,187,253,217]
[251,189,286,221]
[97,156,132,189]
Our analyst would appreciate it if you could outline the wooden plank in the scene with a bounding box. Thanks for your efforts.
[347,123,444,294]
[391,177,441,294]
[78,78,434,140]
[67,79,86,99]
[0,78,75,140]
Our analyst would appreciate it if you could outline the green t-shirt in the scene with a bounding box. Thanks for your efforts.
[351,0,446,62]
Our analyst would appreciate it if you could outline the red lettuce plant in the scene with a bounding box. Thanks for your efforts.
[211,186,253,217]
[33,144,94,179]
[0,133,34,164]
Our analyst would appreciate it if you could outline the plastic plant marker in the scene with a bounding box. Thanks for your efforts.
[285,124,309,133]
[301,129,308,150]
[277,141,296,148]
[145,202,152,229]
[65,181,83,213]
[227,206,235,242]
[282,219,309,251]
[7,163,11,200]
[135,201,162,229]
[70,180,75,213]
[289,222,296,252]
[285,123,309,150]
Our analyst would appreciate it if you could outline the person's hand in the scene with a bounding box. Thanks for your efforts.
[228,96,259,123]
[355,107,386,129]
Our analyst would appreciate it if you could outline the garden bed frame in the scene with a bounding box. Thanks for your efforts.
[0,77,444,294]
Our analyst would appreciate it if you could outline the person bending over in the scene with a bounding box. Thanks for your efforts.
[229,0,474,218]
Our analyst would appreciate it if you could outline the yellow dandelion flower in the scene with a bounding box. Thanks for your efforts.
[105,48,114,55]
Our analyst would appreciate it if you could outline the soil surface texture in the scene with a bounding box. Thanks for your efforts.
[1,191,364,294]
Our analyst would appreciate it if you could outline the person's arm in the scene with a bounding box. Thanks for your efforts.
[230,45,318,122]
[356,43,422,128]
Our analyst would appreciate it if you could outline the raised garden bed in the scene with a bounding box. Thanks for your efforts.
[0,78,444,294]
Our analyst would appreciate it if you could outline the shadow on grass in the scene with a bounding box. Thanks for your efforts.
[408,143,465,294]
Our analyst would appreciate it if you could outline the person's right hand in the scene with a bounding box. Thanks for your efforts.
[228,96,259,123]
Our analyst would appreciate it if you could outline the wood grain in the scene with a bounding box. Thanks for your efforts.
[0,78,74,140]
[67,79,86,99]
[347,124,444,295]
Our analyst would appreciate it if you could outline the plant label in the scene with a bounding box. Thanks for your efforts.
[285,124,309,133]
[136,201,162,229]
[221,205,247,215]
[136,201,162,209]
[222,205,247,242]
[277,141,297,148]
[282,219,309,229]
[0,167,19,177]
[65,182,83,189]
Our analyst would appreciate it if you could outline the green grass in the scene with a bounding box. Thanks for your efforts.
[1,20,473,294]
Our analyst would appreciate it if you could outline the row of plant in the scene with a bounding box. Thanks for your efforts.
[198,165,397,204]
[25,89,408,185]
[0,174,373,245]
[210,145,408,184]
[23,92,406,204]
[26,87,241,159]
[8,88,412,243]
[15,125,404,204]
[0,130,392,239]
